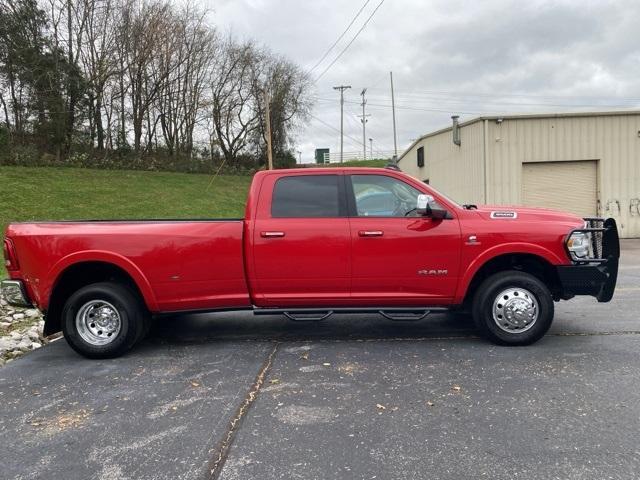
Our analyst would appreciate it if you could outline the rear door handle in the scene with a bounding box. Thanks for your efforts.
[261,231,285,238]
[358,230,384,237]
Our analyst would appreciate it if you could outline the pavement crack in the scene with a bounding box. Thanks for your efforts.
[207,342,279,479]
[550,330,640,337]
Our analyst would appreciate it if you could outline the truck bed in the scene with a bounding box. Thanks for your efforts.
[6,220,251,312]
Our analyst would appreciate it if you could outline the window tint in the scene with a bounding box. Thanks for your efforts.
[351,175,422,217]
[272,175,341,218]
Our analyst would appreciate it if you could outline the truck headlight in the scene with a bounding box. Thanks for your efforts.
[567,231,591,260]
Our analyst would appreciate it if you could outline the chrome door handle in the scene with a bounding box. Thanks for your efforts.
[358,230,384,237]
[261,231,285,238]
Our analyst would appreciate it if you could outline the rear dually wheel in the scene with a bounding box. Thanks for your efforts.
[62,282,147,359]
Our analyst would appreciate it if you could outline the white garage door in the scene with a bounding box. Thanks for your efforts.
[522,160,598,217]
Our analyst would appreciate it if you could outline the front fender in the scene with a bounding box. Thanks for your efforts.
[454,242,567,304]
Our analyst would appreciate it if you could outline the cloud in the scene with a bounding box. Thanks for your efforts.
[208,0,640,162]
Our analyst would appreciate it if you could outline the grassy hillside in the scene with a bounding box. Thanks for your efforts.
[1,166,252,258]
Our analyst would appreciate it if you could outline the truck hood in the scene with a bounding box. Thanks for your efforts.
[472,205,584,225]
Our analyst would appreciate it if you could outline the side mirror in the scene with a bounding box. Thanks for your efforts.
[416,194,432,215]
[416,194,449,219]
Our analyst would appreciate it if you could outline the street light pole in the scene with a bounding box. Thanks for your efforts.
[333,85,351,163]
[390,71,398,160]
[359,88,370,161]
[369,137,373,158]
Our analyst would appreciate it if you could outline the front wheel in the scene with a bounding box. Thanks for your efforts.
[472,271,554,346]
[62,282,147,359]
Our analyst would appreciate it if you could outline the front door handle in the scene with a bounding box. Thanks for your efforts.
[261,231,285,238]
[358,230,384,237]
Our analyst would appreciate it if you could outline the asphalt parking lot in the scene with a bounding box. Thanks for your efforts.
[1,241,640,480]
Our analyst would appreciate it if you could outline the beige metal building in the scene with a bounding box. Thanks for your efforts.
[398,111,640,238]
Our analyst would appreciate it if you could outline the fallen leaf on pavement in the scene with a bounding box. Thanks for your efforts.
[376,403,386,410]
[270,378,281,384]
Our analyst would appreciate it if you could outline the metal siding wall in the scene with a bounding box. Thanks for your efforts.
[486,115,640,238]
[399,122,485,204]
[398,141,430,181]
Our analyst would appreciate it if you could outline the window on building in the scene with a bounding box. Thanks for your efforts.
[417,146,424,168]
[272,175,341,217]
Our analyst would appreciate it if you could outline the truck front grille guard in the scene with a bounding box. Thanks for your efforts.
[584,217,604,260]
[568,217,620,264]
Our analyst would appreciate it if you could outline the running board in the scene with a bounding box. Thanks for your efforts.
[378,310,430,321]
[253,307,448,322]
[283,310,334,322]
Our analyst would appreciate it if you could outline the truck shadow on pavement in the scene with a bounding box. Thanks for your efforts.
[146,311,478,346]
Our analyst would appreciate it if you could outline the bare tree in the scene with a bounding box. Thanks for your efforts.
[0,0,312,169]
[75,0,118,150]
[120,0,174,152]
[254,52,312,161]
[209,37,263,163]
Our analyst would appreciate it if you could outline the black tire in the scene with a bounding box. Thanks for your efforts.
[472,271,554,346]
[62,282,146,359]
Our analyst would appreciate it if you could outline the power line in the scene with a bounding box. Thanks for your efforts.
[306,0,371,75]
[366,87,640,103]
[314,0,386,83]
[313,97,484,114]
[316,92,640,109]
[309,112,365,148]
[313,96,640,114]
[367,93,639,109]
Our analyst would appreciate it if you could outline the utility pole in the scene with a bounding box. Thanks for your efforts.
[264,90,273,170]
[333,85,351,163]
[369,137,373,158]
[358,88,370,161]
[390,71,398,160]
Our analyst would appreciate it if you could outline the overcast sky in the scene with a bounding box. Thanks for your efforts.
[208,0,640,162]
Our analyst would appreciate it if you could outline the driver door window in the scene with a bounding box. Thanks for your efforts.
[350,175,422,217]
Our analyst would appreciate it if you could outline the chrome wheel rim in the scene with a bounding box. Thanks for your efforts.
[492,288,539,333]
[75,300,122,346]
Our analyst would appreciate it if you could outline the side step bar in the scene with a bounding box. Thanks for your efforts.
[253,307,448,322]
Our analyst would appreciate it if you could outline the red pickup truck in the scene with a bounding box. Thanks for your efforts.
[2,167,619,358]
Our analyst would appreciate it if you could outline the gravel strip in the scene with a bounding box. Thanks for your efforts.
[0,292,47,366]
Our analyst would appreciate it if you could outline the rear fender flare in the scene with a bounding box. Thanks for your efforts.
[45,250,158,311]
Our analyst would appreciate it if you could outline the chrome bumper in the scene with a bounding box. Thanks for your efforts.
[1,280,32,307]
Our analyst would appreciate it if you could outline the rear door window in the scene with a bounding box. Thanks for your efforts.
[271,175,344,218]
